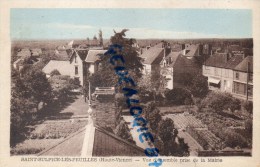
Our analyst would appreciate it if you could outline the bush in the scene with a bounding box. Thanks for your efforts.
[50,69,61,76]
[223,129,248,148]
[114,120,135,144]
[165,88,192,105]
[143,102,162,133]
[139,90,154,103]
[242,101,253,114]
[202,92,241,113]
[11,148,43,155]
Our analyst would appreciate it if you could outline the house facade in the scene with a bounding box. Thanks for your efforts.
[140,42,201,90]
[232,56,253,101]
[202,53,253,101]
[161,51,200,89]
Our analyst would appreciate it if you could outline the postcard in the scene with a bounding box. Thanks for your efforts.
[0,0,260,167]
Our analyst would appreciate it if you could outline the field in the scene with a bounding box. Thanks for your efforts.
[11,119,87,155]
[165,113,206,129]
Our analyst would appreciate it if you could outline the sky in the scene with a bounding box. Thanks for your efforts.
[11,9,252,40]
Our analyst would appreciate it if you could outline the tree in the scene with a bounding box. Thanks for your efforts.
[158,118,175,143]
[22,69,52,108]
[50,69,61,76]
[165,88,192,105]
[204,92,241,113]
[138,71,169,100]
[143,102,162,133]
[48,75,76,104]
[114,119,135,144]
[10,70,50,146]
[242,101,253,114]
[189,73,208,98]
[90,29,143,89]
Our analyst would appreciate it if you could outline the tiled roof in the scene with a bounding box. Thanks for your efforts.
[54,50,71,61]
[42,60,72,75]
[85,50,107,63]
[224,55,244,69]
[76,49,88,61]
[92,126,144,156]
[140,47,164,64]
[38,122,144,156]
[234,56,253,73]
[165,51,181,66]
[204,53,229,68]
[38,128,86,156]
[184,44,199,57]
[205,53,246,70]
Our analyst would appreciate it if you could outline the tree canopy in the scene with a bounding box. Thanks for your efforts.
[89,29,143,89]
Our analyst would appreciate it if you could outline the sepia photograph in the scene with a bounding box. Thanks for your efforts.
[9,8,254,159]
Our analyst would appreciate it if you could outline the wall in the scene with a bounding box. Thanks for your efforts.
[92,101,116,130]
[71,53,84,85]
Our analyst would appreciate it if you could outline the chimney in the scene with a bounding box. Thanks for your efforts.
[92,100,116,130]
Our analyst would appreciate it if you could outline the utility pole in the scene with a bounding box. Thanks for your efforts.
[89,81,91,106]
[246,61,250,101]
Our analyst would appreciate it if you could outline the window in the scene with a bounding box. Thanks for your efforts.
[209,82,220,88]
[215,68,220,76]
[233,82,246,95]
[235,72,239,80]
[249,73,253,83]
[75,66,78,75]
[248,85,253,97]
[163,62,166,67]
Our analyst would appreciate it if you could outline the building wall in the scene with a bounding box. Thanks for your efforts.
[89,64,95,74]
[161,67,173,89]
[172,57,200,89]
[71,53,84,85]
[143,64,152,74]
[232,71,253,101]
[202,65,233,93]
[203,65,253,101]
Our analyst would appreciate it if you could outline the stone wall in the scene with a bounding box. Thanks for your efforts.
[92,101,117,130]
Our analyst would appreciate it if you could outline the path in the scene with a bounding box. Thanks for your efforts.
[59,95,89,117]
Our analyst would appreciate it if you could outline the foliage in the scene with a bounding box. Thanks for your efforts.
[223,129,248,148]
[138,71,169,95]
[114,120,135,144]
[50,69,61,76]
[11,69,52,146]
[89,29,143,90]
[115,93,128,109]
[48,75,78,103]
[176,72,208,98]
[143,102,162,133]
[11,147,44,155]
[158,118,175,143]
[157,118,189,156]
[22,69,52,106]
[165,88,192,105]
[189,74,208,98]
[242,101,253,114]
[29,120,87,139]
[202,92,241,113]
